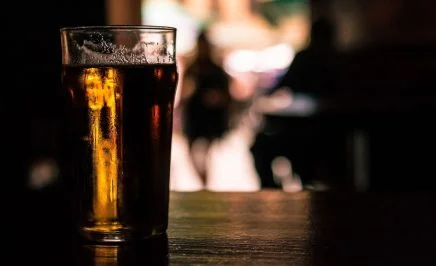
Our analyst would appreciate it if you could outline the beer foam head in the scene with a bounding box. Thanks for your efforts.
[61,27,176,66]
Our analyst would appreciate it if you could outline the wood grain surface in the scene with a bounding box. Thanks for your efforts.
[8,190,436,265]
[168,191,436,265]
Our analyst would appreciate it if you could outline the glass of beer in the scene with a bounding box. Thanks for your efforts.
[60,26,178,242]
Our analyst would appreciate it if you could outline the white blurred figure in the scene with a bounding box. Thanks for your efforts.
[170,133,204,192]
[190,137,210,179]
[169,55,204,192]
[205,117,261,192]
[271,156,303,193]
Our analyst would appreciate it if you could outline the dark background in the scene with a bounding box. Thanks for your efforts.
[3,0,106,254]
[3,0,106,190]
[2,0,436,264]
[3,0,436,247]
[3,0,436,197]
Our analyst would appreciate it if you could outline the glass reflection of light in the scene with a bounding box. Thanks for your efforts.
[92,245,119,266]
[84,68,122,232]
[79,235,169,266]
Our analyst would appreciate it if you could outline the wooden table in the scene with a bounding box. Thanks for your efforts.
[168,191,436,265]
[8,190,436,265]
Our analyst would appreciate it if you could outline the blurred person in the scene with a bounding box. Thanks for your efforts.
[253,17,345,190]
[181,30,232,184]
[270,17,339,99]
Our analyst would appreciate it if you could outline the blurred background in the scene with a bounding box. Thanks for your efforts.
[4,0,436,197]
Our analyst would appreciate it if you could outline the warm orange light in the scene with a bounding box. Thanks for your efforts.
[154,67,163,81]
[84,68,121,229]
[151,104,160,141]
[93,245,119,265]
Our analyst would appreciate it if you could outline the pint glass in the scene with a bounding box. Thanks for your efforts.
[60,26,177,242]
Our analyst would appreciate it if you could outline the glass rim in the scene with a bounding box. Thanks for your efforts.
[60,25,177,33]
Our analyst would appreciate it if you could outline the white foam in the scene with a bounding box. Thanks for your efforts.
[68,33,175,65]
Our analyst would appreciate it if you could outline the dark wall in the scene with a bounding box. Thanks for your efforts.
[336,0,436,191]
[1,0,106,251]
[3,0,106,192]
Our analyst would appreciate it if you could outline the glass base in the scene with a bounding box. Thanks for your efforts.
[80,225,166,243]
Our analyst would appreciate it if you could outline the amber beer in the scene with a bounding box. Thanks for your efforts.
[61,26,177,242]
[63,64,177,241]
[60,25,178,242]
